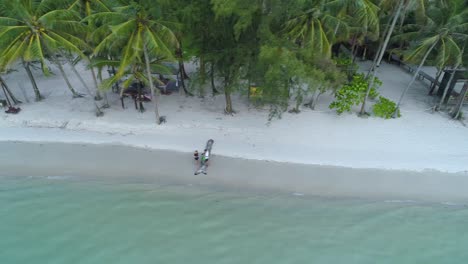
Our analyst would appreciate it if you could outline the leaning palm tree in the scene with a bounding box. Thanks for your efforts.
[0,0,89,100]
[92,0,178,124]
[66,0,116,102]
[393,0,468,117]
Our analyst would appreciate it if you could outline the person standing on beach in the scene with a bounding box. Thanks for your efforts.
[194,150,199,161]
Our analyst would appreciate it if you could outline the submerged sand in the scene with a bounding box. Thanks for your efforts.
[1,141,468,202]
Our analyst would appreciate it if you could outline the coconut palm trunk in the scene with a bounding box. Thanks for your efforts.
[23,61,43,101]
[436,66,459,111]
[376,0,405,67]
[210,63,219,95]
[0,77,21,104]
[52,56,82,98]
[67,58,103,116]
[428,67,444,95]
[93,68,109,108]
[394,38,439,117]
[360,0,403,115]
[450,81,468,119]
[1,81,12,107]
[143,43,161,124]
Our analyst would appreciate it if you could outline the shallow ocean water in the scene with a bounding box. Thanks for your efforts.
[1,175,468,264]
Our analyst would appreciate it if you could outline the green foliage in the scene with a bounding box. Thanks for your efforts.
[334,55,358,79]
[329,74,381,114]
[373,96,401,119]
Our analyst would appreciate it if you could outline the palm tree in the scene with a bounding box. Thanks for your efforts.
[0,0,89,101]
[393,0,468,117]
[66,0,115,102]
[284,3,333,57]
[325,0,380,43]
[359,0,404,115]
[92,0,178,124]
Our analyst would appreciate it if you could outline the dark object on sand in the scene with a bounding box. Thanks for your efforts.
[121,82,152,111]
[159,80,180,95]
[5,106,21,114]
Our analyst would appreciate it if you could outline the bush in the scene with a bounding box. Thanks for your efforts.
[334,56,358,79]
[329,74,381,114]
[373,96,400,118]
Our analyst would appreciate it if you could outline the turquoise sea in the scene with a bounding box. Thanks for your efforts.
[1,175,468,264]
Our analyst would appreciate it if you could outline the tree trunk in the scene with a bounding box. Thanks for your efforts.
[176,47,189,80]
[436,66,459,111]
[350,37,358,63]
[69,59,91,92]
[143,43,162,125]
[428,67,444,95]
[1,82,12,107]
[310,90,323,110]
[66,57,103,116]
[366,19,390,77]
[95,69,110,108]
[224,71,233,114]
[394,38,439,117]
[210,62,219,95]
[376,0,404,67]
[94,91,103,101]
[199,54,206,83]
[138,81,145,112]
[0,77,21,104]
[53,57,82,98]
[23,61,43,101]
[175,43,191,96]
[436,46,464,110]
[224,88,233,114]
[94,66,103,100]
[306,87,319,109]
[360,70,377,115]
[359,5,403,115]
[450,81,468,119]
[178,61,191,96]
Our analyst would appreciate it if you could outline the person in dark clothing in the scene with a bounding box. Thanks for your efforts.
[194,150,199,161]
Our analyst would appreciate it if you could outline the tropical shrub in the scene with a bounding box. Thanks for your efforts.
[329,74,381,114]
[334,56,358,79]
[373,96,400,118]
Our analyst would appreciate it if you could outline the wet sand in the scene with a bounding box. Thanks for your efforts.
[1,141,468,202]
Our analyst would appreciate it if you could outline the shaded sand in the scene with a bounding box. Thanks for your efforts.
[1,141,468,202]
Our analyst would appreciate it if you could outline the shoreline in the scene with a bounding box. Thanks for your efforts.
[1,125,467,174]
[2,140,468,202]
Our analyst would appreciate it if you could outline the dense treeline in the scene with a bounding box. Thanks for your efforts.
[0,0,467,122]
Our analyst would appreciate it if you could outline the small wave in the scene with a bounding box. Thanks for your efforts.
[292,192,304,196]
[441,201,458,206]
[46,175,73,180]
[26,175,73,180]
[384,200,417,204]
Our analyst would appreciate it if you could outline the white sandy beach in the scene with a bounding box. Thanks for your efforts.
[1,60,467,173]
